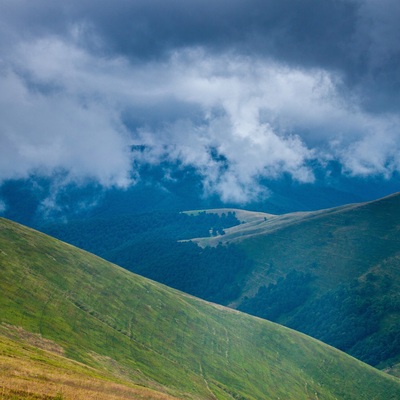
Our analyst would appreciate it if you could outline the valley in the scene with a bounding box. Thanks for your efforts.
[40,193,400,374]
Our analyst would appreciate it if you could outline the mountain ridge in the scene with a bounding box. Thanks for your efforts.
[189,193,398,247]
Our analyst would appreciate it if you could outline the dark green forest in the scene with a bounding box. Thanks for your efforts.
[287,269,400,367]
[237,265,400,368]
[238,270,314,321]
[43,211,253,304]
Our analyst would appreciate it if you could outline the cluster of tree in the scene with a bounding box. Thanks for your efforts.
[287,271,400,367]
[238,270,314,321]
[43,211,239,257]
[111,240,252,304]
[350,321,400,366]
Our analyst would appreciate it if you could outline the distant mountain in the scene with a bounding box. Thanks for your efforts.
[193,193,400,372]
[1,217,400,399]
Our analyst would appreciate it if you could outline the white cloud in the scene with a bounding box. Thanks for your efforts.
[1,32,400,203]
[0,51,133,187]
[334,116,400,177]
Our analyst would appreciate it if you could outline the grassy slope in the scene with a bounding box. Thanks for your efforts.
[193,193,400,296]
[190,205,356,249]
[1,218,400,399]
[240,193,400,293]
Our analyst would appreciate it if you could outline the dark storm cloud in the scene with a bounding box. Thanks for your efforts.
[2,0,357,62]
[75,0,356,66]
[1,0,400,202]
[3,0,399,111]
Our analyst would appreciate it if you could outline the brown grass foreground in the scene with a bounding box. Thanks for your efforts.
[0,334,178,400]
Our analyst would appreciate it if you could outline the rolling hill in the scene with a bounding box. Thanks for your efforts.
[191,193,400,372]
[1,217,400,399]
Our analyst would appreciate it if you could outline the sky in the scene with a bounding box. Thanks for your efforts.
[1,0,400,203]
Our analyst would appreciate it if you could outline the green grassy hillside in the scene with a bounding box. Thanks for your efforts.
[194,193,400,371]
[1,218,400,399]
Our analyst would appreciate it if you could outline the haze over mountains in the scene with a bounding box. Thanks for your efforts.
[1,160,400,227]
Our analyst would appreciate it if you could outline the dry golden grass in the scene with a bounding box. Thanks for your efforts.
[0,335,178,400]
[1,324,65,357]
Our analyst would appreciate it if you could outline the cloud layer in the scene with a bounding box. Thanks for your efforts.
[1,0,400,202]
